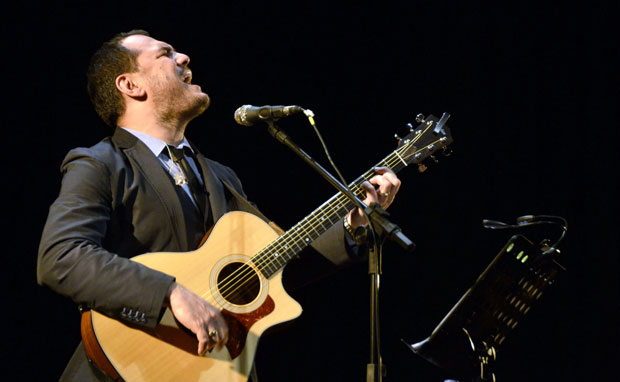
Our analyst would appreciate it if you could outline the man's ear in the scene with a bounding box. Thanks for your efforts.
[116,73,146,98]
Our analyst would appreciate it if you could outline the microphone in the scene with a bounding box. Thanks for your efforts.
[234,105,303,126]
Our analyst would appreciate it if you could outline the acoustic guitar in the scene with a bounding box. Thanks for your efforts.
[81,114,453,381]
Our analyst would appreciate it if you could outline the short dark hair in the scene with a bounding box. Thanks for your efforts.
[86,29,149,127]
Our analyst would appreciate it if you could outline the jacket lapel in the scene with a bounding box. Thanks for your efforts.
[111,128,190,251]
[194,154,228,224]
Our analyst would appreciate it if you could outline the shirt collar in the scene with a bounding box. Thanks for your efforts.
[120,127,194,157]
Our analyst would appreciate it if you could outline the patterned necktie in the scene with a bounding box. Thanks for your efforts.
[167,145,207,216]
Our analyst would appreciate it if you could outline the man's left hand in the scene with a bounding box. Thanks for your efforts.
[347,166,401,229]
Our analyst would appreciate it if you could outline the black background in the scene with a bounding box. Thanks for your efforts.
[5,1,619,381]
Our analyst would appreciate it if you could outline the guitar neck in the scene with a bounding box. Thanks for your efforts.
[253,148,411,278]
[252,114,452,278]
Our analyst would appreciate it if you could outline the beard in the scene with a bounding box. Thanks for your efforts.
[149,74,211,126]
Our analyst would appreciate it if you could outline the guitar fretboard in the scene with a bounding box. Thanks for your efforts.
[248,115,451,279]
[253,150,411,278]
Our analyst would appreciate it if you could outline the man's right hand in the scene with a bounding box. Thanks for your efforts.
[166,282,229,355]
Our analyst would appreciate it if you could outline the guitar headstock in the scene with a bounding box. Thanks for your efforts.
[394,113,453,172]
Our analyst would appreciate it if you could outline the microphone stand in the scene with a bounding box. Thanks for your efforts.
[265,121,415,382]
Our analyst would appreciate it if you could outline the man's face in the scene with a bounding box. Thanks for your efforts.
[121,34,210,123]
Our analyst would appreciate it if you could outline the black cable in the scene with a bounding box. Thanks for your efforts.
[302,109,380,247]
[482,214,568,255]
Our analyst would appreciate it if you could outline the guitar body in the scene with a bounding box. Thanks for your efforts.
[87,211,302,382]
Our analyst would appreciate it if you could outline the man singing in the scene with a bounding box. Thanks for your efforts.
[38,30,401,381]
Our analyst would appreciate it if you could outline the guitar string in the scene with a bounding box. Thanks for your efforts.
[204,144,410,303]
[204,132,443,304]
[208,131,442,304]
[225,129,433,277]
[200,170,369,304]
[205,133,442,304]
[198,184,357,305]
[199,157,391,304]
[209,123,441,299]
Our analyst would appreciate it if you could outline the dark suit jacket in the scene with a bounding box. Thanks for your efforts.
[37,127,353,381]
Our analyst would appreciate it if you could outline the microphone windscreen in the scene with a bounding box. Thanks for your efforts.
[234,105,253,126]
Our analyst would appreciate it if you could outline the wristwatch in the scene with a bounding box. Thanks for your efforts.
[344,214,367,244]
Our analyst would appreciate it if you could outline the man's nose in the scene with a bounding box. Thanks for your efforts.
[176,52,190,66]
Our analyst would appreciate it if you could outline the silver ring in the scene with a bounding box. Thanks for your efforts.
[208,330,217,339]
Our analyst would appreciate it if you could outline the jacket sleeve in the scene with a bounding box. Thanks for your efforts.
[311,218,366,265]
[37,149,174,328]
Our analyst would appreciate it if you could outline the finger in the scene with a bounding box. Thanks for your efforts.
[197,330,209,355]
[213,333,226,351]
[201,322,221,354]
[379,171,401,190]
[374,167,400,191]
[217,318,229,345]
[361,181,379,203]
[212,308,228,337]
[367,179,394,207]
[369,175,393,196]
[206,309,228,347]
[207,327,225,350]
[370,169,400,189]
[373,166,395,176]
[207,328,220,350]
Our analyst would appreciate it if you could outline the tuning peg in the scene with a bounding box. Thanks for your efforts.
[415,114,425,123]
[394,133,401,142]
[417,164,428,173]
[430,155,439,163]
[442,147,453,157]
[406,123,414,132]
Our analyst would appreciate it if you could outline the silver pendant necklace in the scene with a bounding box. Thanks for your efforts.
[163,145,187,186]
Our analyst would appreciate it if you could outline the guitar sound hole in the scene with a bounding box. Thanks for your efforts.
[217,262,261,305]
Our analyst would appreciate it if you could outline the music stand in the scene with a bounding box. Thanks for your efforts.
[403,234,566,381]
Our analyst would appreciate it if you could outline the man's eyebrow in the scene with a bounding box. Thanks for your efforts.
[157,44,175,54]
